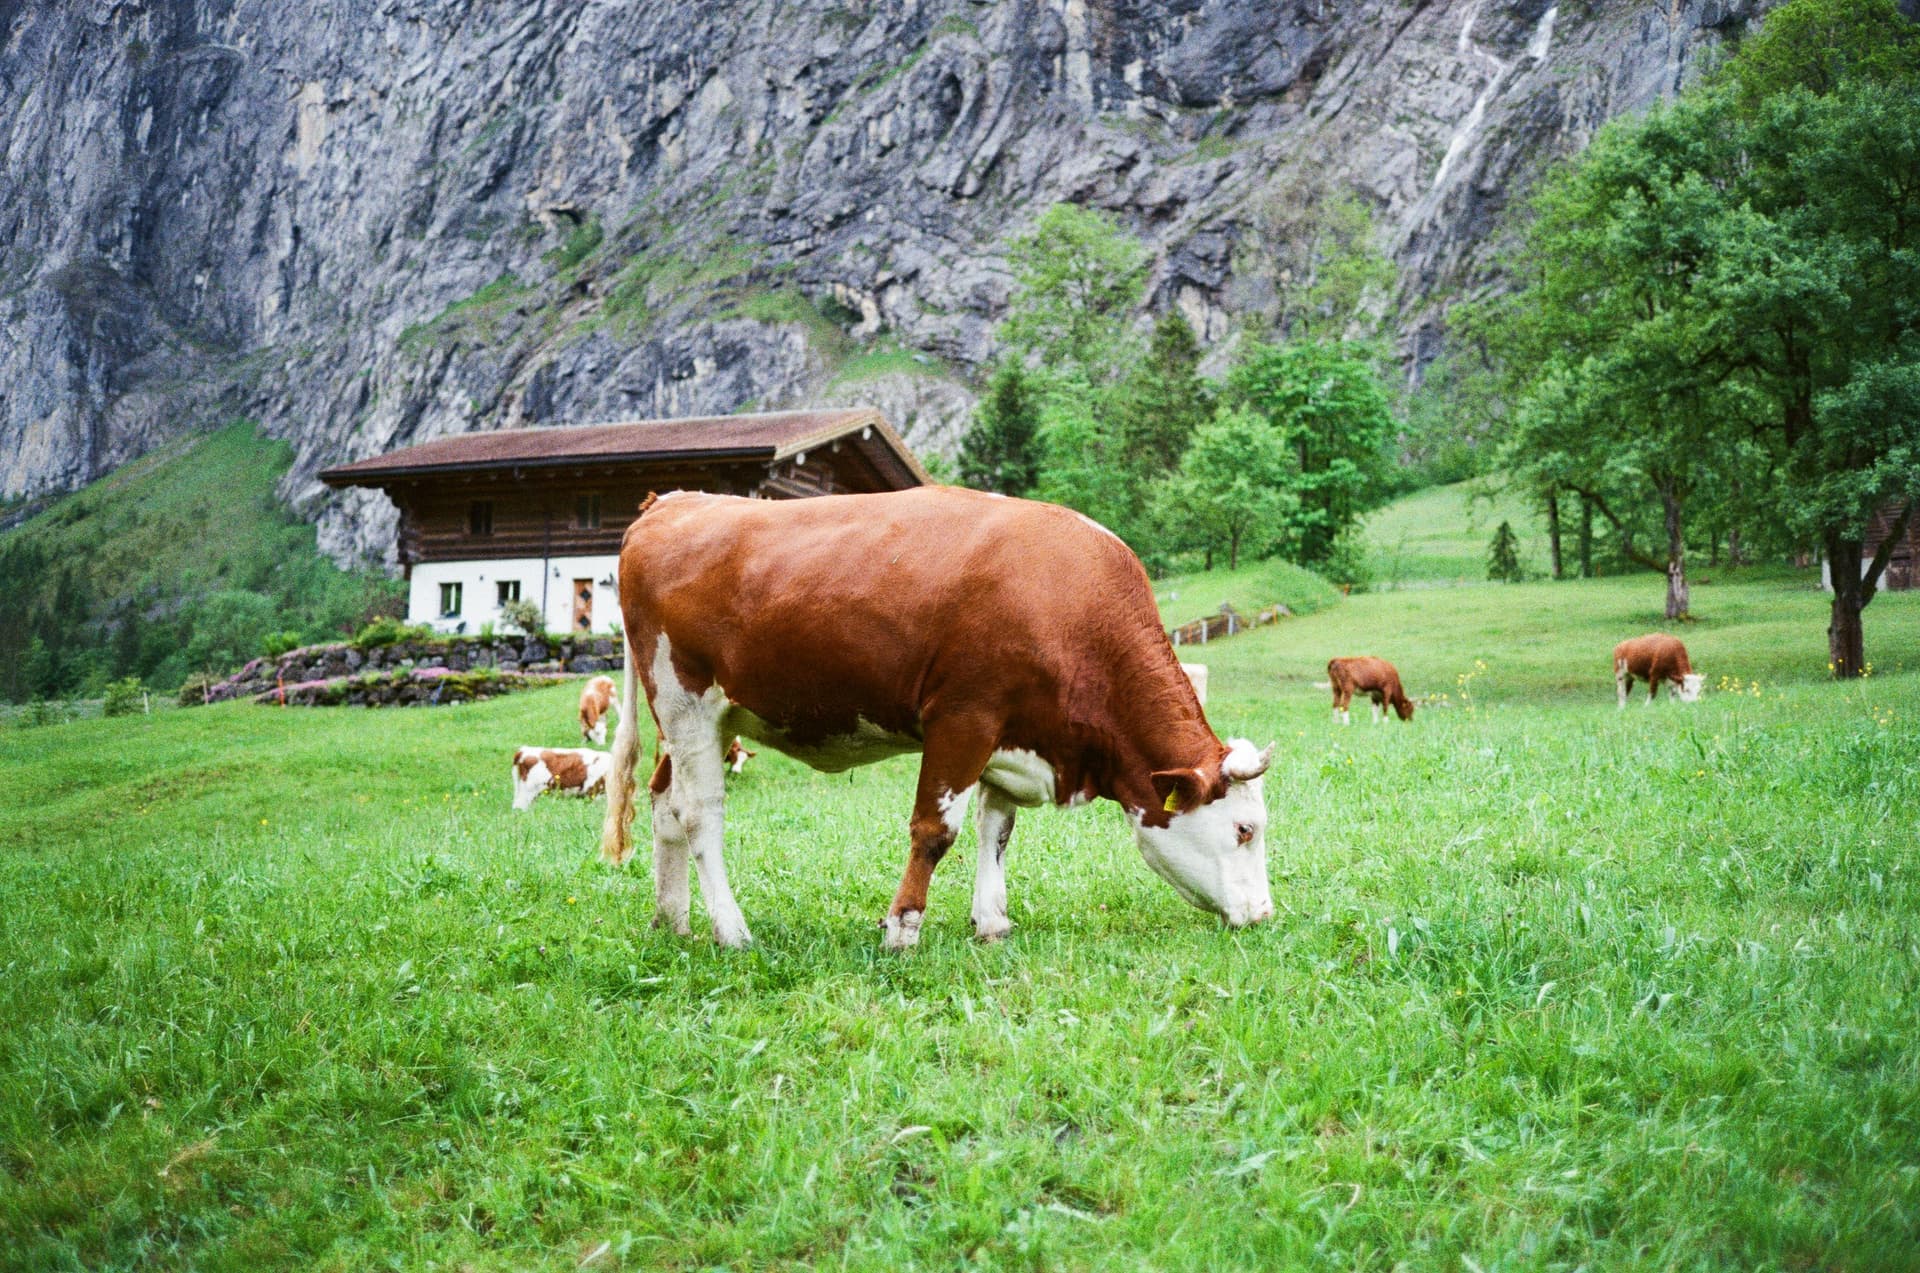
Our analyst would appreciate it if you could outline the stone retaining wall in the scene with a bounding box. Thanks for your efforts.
[196,634,621,706]
[254,667,570,708]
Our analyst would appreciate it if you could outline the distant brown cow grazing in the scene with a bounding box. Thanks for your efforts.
[1613,634,1703,707]
[579,674,618,745]
[1325,657,1415,725]
[600,487,1275,950]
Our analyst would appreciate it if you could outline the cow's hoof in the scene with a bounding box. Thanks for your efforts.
[711,922,753,949]
[972,917,1012,943]
[652,910,692,937]
[881,910,923,951]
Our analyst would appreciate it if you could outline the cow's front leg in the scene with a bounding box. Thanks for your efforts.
[885,727,994,950]
[648,753,692,936]
[1616,674,1630,709]
[971,786,1018,942]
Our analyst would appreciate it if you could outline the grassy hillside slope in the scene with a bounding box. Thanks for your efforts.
[1360,480,1552,584]
[0,423,402,701]
[3,567,1916,1269]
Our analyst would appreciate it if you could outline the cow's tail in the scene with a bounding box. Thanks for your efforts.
[599,628,646,867]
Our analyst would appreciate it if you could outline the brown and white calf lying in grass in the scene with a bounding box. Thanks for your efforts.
[1322,656,1415,725]
[512,746,612,810]
[1613,634,1703,707]
[578,675,619,745]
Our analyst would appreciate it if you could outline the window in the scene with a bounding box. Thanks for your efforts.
[496,579,521,606]
[439,581,463,617]
[576,493,601,529]
[469,500,493,536]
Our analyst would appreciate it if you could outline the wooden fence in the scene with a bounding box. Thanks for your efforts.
[1168,602,1289,647]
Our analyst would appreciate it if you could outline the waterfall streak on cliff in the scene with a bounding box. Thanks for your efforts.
[1430,3,1558,192]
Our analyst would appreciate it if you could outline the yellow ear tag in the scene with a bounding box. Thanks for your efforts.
[1163,789,1181,813]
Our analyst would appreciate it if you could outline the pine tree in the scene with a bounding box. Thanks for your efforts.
[957,363,1043,496]
[1119,311,1214,477]
[1487,521,1524,582]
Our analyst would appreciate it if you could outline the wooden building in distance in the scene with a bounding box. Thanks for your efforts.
[320,407,929,633]
[1821,499,1918,594]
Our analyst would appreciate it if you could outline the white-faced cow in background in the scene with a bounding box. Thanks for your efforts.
[1180,662,1209,707]
[724,736,757,775]
[579,675,618,745]
[1324,656,1415,725]
[599,487,1275,950]
[1614,634,1703,707]
[512,746,612,810]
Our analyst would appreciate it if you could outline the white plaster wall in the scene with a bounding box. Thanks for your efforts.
[407,555,623,634]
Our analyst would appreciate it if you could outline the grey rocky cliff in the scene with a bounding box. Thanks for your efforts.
[1,0,1772,565]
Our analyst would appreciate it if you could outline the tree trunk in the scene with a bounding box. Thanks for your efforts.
[1578,496,1594,578]
[1662,488,1689,620]
[1727,527,1745,567]
[1545,489,1564,580]
[1827,534,1866,678]
[1228,530,1240,571]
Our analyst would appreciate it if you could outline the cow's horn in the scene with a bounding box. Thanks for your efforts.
[1223,741,1273,781]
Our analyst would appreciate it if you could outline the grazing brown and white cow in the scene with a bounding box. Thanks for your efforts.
[724,736,757,775]
[1325,656,1415,725]
[512,746,612,810]
[579,675,619,745]
[600,487,1276,950]
[1613,634,1703,707]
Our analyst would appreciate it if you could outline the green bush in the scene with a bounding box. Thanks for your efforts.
[102,677,147,718]
[20,698,67,728]
[351,616,434,649]
[177,672,218,707]
[499,599,544,636]
[263,630,305,659]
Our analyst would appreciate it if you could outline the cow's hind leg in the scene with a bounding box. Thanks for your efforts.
[648,753,692,936]
[1369,693,1385,725]
[1615,660,1630,710]
[885,722,996,950]
[971,786,1019,942]
[648,639,751,947]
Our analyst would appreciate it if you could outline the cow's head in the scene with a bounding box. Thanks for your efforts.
[584,717,608,746]
[1137,739,1275,928]
[1677,673,1704,702]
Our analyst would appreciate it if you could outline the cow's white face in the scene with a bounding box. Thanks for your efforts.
[1678,673,1704,703]
[512,752,549,811]
[1134,739,1275,928]
[584,718,608,745]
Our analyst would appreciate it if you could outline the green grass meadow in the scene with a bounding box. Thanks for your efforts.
[3,557,1918,1268]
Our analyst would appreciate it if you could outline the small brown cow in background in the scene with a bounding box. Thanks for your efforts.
[724,736,757,775]
[1325,656,1415,725]
[579,674,619,745]
[1613,634,1703,707]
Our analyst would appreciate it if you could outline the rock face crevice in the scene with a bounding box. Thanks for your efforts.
[1,0,1769,564]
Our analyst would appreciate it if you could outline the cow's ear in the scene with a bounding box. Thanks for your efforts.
[1151,767,1212,814]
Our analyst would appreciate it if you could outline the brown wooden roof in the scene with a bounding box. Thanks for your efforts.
[319,407,929,487]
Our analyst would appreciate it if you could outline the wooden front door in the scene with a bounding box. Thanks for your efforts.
[572,578,594,631]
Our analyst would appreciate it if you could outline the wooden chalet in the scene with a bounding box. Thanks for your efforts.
[320,407,929,633]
